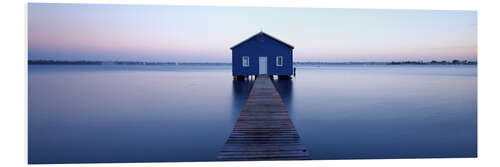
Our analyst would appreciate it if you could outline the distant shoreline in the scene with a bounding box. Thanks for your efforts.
[27,60,477,65]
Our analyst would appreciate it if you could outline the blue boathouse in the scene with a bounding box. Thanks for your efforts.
[231,31,294,79]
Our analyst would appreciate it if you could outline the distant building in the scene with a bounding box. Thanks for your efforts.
[231,31,294,79]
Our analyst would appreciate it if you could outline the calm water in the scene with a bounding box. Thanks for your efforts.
[28,65,477,163]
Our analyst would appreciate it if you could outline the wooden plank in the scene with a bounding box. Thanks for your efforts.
[217,75,311,161]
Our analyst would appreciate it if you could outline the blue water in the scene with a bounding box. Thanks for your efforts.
[28,65,477,163]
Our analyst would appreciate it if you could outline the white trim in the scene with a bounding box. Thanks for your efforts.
[242,56,249,67]
[276,56,283,67]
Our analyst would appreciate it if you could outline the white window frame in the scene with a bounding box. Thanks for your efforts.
[276,56,283,67]
[242,56,249,67]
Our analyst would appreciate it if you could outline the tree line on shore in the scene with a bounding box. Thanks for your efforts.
[389,60,476,65]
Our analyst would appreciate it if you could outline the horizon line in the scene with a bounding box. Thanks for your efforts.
[27,59,478,65]
[27,59,477,63]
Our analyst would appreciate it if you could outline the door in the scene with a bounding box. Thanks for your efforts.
[259,57,267,74]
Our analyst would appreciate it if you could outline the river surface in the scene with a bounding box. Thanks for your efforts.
[28,64,477,163]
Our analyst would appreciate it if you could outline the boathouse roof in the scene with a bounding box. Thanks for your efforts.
[230,31,294,49]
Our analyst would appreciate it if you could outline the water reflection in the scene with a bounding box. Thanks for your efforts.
[272,79,294,117]
[231,79,255,122]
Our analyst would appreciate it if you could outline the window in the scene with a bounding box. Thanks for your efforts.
[276,56,283,67]
[242,56,249,67]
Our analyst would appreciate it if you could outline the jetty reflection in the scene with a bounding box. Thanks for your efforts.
[272,78,294,117]
[231,79,254,121]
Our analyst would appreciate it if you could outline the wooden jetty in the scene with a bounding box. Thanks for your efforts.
[217,75,311,161]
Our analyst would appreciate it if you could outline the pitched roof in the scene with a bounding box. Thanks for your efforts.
[230,31,294,49]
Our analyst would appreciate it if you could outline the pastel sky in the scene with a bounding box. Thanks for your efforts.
[28,3,477,62]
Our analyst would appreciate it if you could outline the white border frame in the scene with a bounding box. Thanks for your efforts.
[2,0,499,167]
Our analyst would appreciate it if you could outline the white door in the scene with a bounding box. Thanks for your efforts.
[259,57,267,74]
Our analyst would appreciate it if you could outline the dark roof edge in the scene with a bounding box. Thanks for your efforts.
[230,32,294,50]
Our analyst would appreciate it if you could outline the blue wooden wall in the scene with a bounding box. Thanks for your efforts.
[231,32,293,76]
